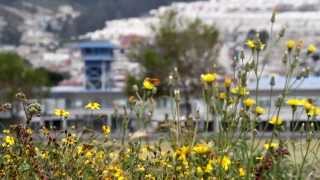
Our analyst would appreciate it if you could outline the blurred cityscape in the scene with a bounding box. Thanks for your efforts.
[1,0,320,133]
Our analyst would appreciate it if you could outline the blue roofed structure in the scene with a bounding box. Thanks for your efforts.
[78,41,118,91]
[78,41,116,49]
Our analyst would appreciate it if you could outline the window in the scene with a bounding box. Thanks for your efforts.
[74,99,83,108]
[65,98,72,109]
[84,48,93,55]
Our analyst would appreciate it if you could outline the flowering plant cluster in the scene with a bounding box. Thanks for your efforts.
[1,11,320,179]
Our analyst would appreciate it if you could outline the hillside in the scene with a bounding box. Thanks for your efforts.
[0,0,199,42]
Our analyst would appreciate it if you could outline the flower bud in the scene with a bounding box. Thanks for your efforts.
[278,27,286,38]
[0,103,12,112]
[174,89,181,102]
[224,77,232,88]
[169,74,173,81]
[271,9,276,23]
[270,75,275,86]
[287,40,296,52]
[307,44,317,55]
[152,87,157,95]
[240,50,245,60]
[27,103,41,117]
[15,92,27,101]
[132,84,139,92]
[195,110,200,121]
[282,53,288,64]
[174,67,178,73]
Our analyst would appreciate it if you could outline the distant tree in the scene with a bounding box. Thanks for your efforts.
[0,52,63,101]
[36,67,68,86]
[127,10,221,97]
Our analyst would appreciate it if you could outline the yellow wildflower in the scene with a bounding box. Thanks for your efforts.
[140,146,149,154]
[243,98,255,108]
[102,125,111,136]
[303,100,313,111]
[85,102,101,110]
[201,73,218,83]
[26,128,33,135]
[219,92,226,100]
[3,154,13,164]
[255,106,266,116]
[239,167,246,177]
[246,39,255,49]
[307,44,317,54]
[2,129,10,134]
[192,143,210,154]
[269,116,283,126]
[2,136,15,147]
[143,80,155,90]
[77,145,84,155]
[145,174,155,180]
[41,127,49,136]
[109,152,117,160]
[231,86,249,96]
[256,156,264,161]
[136,164,145,172]
[224,77,232,88]
[196,166,204,176]
[205,160,214,173]
[287,40,296,50]
[96,150,105,160]
[307,106,320,118]
[54,108,70,118]
[62,134,77,145]
[314,107,320,116]
[264,142,279,150]
[103,165,125,180]
[40,151,49,160]
[219,155,231,171]
[287,99,304,107]
[258,43,266,50]
[175,146,190,161]
[143,77,159,91]
[85,150,94,159]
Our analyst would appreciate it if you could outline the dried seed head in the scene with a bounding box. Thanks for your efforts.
[174,89,181,101]
[15,92,27,101]
[27,103,41,117]
[278,27,286,39]
[132,84,139,92]
[1,103,12,112]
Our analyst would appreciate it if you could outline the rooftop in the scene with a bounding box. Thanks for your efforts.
[50,86,123,94]
[248,76,320,91]
[78,41,118,49]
